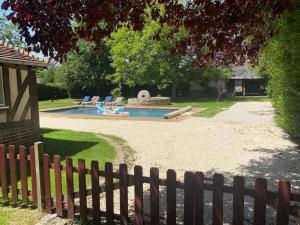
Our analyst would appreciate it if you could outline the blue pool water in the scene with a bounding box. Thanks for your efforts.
[46,107,176,118]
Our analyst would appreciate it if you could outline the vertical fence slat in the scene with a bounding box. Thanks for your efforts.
[9,145,18,202]
[30,146,37,204]
[0,144,8,200]
[105,162,114,225]
[43,154,52,214]
[150,167,159,225]
[233,176,245,225]
[167,169,176,225]
[212,174,224,225]
[134,165,143,225]
[91,161,100,225]
[78,159,87,224]
[276,181,291,225]
[19,146,28,203]
[54,155,63,217]
[120,164,128,225]
[66,158,74,219]
[254,178,267,225]
[184,172,195,225]
[195,172,204,225]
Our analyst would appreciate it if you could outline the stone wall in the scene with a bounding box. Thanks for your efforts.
[0,126,40,147]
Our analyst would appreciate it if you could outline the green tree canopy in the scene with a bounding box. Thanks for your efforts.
[55,40,113,96]
[0,16,25,47]
[106,6,198,91]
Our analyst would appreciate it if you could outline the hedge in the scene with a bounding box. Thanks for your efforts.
[37,83,68,101]
[261,1,300,137]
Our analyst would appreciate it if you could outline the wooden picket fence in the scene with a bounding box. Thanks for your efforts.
[0,143,300,225]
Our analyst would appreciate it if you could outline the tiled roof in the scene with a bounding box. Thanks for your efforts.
[0,39,48,67]
[229,66,262,80]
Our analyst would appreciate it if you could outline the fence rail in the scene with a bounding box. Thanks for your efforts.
[0,143,299,225]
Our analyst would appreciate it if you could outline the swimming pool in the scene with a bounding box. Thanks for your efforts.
[45,107,177,118]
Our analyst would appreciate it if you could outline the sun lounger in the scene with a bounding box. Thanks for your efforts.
[91,96,100,104]
[106,97,124,106]
[103,96,113,105]
[77,96,90,105]
[81,96,100,105]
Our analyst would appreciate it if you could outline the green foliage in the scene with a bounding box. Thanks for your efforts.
[55,40,113,95]
[36,62,58,83]
[111,86,122,98]
[201,63,232,100]
[0,16,25,47]
[37,83,68,101]
[106,5,197,90]
[258,1,300,137]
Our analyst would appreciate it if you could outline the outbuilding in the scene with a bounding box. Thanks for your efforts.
[0,40,47,146]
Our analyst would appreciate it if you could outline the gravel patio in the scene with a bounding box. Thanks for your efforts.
[40,102,299,189]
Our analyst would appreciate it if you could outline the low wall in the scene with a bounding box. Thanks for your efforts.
[0,125,40,147]
[128,97,171,105]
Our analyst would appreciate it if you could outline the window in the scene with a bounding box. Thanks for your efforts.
[0,67,5,106]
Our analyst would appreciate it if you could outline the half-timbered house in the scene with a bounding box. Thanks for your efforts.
[0,40,47,146]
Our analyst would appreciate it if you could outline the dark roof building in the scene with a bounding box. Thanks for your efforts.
[228,66,266,96]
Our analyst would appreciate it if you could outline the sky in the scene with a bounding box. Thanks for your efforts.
[0,1,48,60]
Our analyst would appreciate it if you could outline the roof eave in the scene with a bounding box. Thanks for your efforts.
[0,58,48,68]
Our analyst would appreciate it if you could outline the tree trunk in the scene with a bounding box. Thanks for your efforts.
[67,89,72,98]
[171,84,177,99]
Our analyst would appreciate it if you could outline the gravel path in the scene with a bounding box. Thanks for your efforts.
[39,102,299,224]
[40,102,298,185]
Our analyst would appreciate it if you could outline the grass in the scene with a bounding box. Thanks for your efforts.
[13,128,116,197]
[171,96,270,117]
[38,98,78,110]
[42,128,116,195]
[38,96,270,117]
[0,205,43,225]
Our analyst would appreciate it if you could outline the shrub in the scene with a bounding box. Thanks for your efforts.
[259,1,300,137]
[37,83,68,100]
[111,87,122,98]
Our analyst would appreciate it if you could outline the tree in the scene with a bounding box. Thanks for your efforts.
[36,62,58,84]
[1,0,291,66]
[202,63,231,101]
[257,0,300,137]
[0,16,25,47]
[106,6,193,95]
[55,40,113,97]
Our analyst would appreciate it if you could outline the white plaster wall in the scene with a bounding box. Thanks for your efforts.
[0,111,7,123]
[9,68,17,106]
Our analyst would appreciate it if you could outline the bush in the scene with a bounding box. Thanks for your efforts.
[111,87,122,98]
[259,2,300,137]
[37,83,68,100]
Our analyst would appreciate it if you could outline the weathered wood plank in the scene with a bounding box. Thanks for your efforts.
[134,166,143,225]
[233,176,245,225]
[66,158,74,219]
[167,169,176,225]
[91,161,100,225]
[54,155,63,217]
[19,146,28,203]
[150,167,159,225]
[78,159,87,224]
[212,174,224,225]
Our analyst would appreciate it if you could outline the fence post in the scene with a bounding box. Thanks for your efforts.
[34,142,45,211]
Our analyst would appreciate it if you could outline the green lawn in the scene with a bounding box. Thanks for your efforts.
[38,96,270,117]
[11,128,116,197]
[43,128,116,194]
[1,128,117,224]
[38,98,79,110]
[0,206,43,225]
[171,96,270,117]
